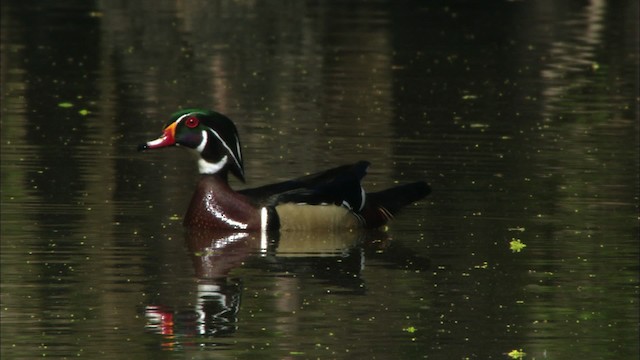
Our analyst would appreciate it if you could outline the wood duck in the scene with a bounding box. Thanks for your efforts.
[139,109,430,231]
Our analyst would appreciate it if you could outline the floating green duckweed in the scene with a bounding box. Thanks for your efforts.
[58,102,74,108]
[507,349,526,359]
[403,326,417,334]
[510,238,527,253]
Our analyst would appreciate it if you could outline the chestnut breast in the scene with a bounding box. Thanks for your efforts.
[183,175,261,231]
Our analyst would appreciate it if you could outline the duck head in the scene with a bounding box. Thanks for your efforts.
[139,109,245,181]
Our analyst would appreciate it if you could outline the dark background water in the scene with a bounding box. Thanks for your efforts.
[1,0,638,359]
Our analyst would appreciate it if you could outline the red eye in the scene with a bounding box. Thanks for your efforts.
[185,117,199,128]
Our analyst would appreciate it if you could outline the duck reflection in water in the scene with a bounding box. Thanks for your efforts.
[144,227,430,347]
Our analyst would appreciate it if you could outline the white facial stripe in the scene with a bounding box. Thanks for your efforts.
[235,134,242,162]
[198,155,228,174]
[175,113,193,124]
[195,130,208,153]
[207,128,243,171]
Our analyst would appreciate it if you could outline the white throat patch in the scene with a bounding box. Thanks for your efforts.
[198,155,228,174]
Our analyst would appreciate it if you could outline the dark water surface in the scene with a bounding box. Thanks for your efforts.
[1,1,638,359]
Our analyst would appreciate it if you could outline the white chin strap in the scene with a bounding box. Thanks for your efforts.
[198,155,228,174]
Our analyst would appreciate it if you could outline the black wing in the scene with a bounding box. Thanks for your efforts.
[239,161,369,210]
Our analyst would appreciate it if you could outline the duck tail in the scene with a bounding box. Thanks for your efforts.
[359,181,431,228]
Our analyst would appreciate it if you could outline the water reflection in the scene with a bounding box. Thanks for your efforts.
[143,228,428,349]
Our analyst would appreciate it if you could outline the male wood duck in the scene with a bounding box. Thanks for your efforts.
[139,109,430,231]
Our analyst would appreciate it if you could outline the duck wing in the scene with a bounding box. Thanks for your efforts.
[239,161,369,210]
